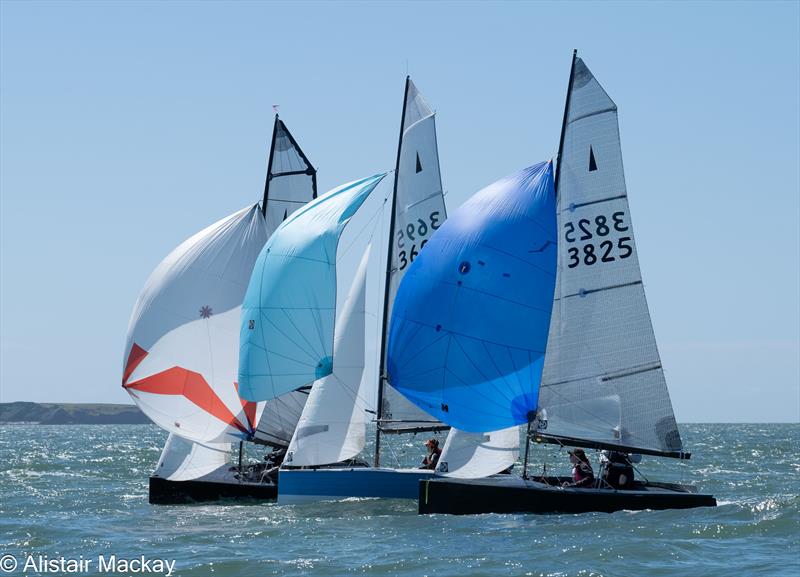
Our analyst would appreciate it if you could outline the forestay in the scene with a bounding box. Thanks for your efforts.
[123,205,268,444]
[153,433,231,482]
[387,162,557,432]
[538,57,683,455]
[381,78,449,433]
[436,426,519,479]
[238,173,387,402]
[284,247,371,467]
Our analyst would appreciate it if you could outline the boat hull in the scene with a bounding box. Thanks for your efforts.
[418,476,717,515]
[278,467,435,504]
[148,476,277,504]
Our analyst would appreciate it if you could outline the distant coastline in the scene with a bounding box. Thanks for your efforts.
[0,402,150,425]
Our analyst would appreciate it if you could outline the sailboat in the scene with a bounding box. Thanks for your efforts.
[122,114,318,503]
[237,173,390,498]
[388,52,717,514]
[267,78,453,503]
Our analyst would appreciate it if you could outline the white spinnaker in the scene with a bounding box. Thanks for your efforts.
[285,247,371,467]
[153,433,231,481]
[382,79,448,432]
[123,205,268,444]
[539,57,683,454]
[436,427,520,479]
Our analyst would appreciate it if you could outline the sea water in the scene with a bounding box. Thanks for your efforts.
[1,424,797,577]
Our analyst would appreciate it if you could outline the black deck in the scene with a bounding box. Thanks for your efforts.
[148,476,277,505]
[419,476,716,515]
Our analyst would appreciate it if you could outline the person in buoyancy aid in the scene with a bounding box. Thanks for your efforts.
[420,438,442,470]
[600,450,635,489]
[562,448,595,488]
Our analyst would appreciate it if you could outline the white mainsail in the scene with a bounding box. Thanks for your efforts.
[379,78,449,437]
[285,247,372,467]
[538,56,683,456]
[436,426,520,479]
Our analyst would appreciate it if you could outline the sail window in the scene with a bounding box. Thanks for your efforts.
[589,146,598,171]
[416,152,423,173]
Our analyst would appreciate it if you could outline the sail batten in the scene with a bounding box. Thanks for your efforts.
[538,56,683,456]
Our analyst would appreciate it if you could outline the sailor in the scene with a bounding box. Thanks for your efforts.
[562,448,595,488]
[600,450,635,489]
[420,438,442,470]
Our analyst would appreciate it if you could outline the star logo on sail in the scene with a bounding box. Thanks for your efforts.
[199,305,213,318]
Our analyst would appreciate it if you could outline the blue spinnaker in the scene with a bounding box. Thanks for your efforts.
[238,173,387,402]
[387,162,556,432]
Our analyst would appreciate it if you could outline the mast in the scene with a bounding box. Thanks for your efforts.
[374,75,410,468]
[521,50,578,466]
[554,49,577,197]
[262,114,280,217]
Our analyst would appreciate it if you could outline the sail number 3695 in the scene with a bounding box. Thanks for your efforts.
[564,211,633,269]
[397,211,441,270]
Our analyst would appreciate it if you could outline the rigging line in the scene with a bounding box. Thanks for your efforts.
[336,198,387,259]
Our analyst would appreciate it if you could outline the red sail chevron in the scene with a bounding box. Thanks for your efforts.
[234,381,258,431]
[123,344,251,435]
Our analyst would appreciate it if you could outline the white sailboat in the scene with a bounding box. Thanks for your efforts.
[388,52,716,514]
[123,115,318,503]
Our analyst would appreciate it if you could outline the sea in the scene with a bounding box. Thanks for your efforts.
[1,423,797,577]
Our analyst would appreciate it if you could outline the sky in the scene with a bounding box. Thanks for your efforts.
[1,0,798,423]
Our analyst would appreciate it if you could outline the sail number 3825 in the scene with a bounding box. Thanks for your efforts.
[397,211,442,270]
[564,211,633,269]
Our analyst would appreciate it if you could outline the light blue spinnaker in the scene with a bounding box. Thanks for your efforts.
[387,162,556,432]
[238,173,387,402]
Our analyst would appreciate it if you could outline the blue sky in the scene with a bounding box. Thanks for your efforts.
[1,1,798,422]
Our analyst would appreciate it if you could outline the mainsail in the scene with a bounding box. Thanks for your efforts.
[387,162,558,432]
[376,78,449,462]
[537,54,684,457]
[262,115,318,231]
[284,247,372,467]
[238,173,387,402]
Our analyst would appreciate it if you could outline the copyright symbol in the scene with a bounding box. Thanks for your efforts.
[0,555,17,573]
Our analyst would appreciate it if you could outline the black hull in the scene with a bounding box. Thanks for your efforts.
[419,476,716,515]
[149,476,277,505]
